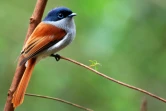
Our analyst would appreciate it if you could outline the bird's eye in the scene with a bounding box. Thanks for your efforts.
[58,13,64,18]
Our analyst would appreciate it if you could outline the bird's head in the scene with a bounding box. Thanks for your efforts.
[43,7,76,32]
[43,7,76,22]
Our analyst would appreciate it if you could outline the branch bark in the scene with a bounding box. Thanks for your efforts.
[59,55,166,103]
[25,93,93,111]
[140,98,147,111]
[4,0,47,111]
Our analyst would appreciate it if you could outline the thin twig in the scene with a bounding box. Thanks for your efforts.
[4,0,47,111]
[140,98,147,111]
[25,93,93,111]
[60,55,166,103]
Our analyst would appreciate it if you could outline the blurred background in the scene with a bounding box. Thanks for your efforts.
[1,0,166,111]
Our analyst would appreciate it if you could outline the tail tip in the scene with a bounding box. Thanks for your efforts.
[12,94,24,108]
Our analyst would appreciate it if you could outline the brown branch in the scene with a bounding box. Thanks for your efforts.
[4,0,47,111]
[59,55,166,103]
[25,93,93,111]
[140,98,147,111]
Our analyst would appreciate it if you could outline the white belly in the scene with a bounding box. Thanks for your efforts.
[47,33,75,55]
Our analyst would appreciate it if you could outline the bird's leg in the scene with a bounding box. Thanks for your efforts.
[50,54,61,61]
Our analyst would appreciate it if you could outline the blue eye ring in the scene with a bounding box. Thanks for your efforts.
[58,13,64,18]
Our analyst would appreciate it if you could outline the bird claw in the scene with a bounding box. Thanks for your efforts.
[50,54,61,61]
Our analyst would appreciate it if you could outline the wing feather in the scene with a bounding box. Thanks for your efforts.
[20,22,66,65]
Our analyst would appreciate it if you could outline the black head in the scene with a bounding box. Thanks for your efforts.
[43,7,75,21]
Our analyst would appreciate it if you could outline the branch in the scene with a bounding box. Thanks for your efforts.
[4,0,47,111]
[140,98,147,111]
[59,55,166,103]
[25,93,93,111]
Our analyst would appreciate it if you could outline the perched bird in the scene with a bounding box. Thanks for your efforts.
[12,7,76,107]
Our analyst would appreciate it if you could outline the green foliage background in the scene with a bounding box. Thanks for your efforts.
[1,0,166,111]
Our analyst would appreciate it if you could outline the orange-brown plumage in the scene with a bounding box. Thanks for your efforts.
[12,22,66,107]
[12,58,36,107]
[12,7,76,108]
[20,23,66,65]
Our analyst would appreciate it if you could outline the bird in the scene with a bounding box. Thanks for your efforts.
[12,7,76,107]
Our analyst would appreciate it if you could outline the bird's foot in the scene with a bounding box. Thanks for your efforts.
[50,54,61,61]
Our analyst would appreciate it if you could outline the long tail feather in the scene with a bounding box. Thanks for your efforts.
[12,58,36,107]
